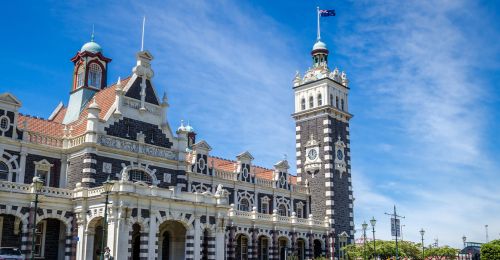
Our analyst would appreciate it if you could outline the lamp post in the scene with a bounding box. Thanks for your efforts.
[100,176,114,260]
[362,221,368,260]
[420,228,425,260]
[30,175,44,260]
[370,217,377,260]
[462,235,466,248]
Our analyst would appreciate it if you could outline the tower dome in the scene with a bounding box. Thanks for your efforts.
[312,40,327,51]
[81,40,103,54]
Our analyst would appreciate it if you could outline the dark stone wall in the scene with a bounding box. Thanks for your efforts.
[0,109,15,138]
[104,117,173,148]
[0,214,21,248]
[24,154,61,188]
[66,154,85,188]
[296,114,354,244]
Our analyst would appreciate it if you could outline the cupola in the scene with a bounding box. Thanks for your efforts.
[311,40,329,68]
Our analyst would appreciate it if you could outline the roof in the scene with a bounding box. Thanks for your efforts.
[207,155,297,184]
[16,76,131,138]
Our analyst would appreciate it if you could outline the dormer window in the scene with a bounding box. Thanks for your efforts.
[317,94,322,106]
[309,96,314,108]
[88,63,102,88]
[301,98,306,110]
[278,204,287,216]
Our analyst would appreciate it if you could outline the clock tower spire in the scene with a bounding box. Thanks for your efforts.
[293,31,354,258]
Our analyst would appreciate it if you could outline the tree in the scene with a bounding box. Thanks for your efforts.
[481,239,500,260]
[424,246,459,259]
[342,240,421,260]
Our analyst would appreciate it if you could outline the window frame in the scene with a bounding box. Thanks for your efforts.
[0,161,9,181]
[317,93,322,106]
[239,198,250,212]
[34,160,53,187]
[34,220,46,257]
[309,96,314,108]
[88,63,102,88]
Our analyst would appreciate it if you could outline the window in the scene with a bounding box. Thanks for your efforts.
[77,72,84,87]
[88,63,102,88]
[297,207,303,218]
[0,116,9,131]
[341,99,345,111]
[261,202,269,214]
[336,96,339,108]
[0,162,8,180]
[330,94,334,106]
[309,96,314,108]
[301,98,306,110]
[34,221,46,257]
[129,169,152,184]
[278,204,287,216]
[317,94,322,106]
[34,160,52,187]
[239,198,250,211]
[259,237,269,260]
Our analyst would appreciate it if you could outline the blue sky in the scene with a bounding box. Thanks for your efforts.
[1,0,499,248]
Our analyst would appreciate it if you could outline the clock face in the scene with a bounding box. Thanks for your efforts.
[308,149,318,160]
[337,149,344,160]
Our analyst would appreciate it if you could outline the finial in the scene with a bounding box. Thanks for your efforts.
[283,154,287,161]
[91,24,95,42]
[162,91,168,103]
[117,76,121,85]
[141,16,146,51]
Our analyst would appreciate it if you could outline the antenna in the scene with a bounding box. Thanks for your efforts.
[141,16,146,51]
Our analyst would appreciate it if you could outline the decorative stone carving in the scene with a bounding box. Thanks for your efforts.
[97,135,176,160]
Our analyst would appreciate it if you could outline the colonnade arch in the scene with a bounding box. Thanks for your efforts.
[158,220,187,260]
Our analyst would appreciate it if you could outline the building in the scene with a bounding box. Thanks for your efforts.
[0,28,353,260]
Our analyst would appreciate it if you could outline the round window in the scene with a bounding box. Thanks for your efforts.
[242,167,249,178]
[280,175,286,185]
[0,116,9,131]
[198,158,206,170]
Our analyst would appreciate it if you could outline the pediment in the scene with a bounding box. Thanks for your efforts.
[236,151,254,161]
[193,140,212,152]
[0,93,22,107]
[274,160,290,170]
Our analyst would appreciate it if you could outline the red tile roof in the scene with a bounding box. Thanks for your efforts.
[50,107,67,123]
[17,115,64,137]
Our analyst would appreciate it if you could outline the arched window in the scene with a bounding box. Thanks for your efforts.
[0,161,8,180]
[309,96,314,108]
[88,63,102,88]
[336,96,339,108]
[301,98,306,110]
[330,94,334,106]
[239,198,250,211]
[129,169,152,184]
[317,94,322,106]
[341,99,345,111]
[278,204,287,216]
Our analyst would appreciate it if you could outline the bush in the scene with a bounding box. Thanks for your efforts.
[481,239,500,260]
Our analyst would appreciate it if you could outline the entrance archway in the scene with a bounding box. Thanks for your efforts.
[86,216,104,260]
[235,234,249,260]
[0,214,22,249]
[296,238,306,260]
[34,218,68,260]
[278,237,289,260]
[158,220,186,260]
[257,235,269,260]
[313,239,322,258]
[131,223,141,260]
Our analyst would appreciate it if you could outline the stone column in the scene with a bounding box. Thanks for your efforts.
[227,225,236,260]
[214,225,225,260]
[147,214,157,260]
[76,216,87,260]
[251,226,258,260]
[59,155,68,188]
[185,228,195,260]
[272,229,278,260]
[18,150,27,183]
[194,216,201,260]
[114,207,130,260]
[307,233,313,260]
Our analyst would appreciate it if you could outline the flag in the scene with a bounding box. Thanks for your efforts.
[319,9,336,17]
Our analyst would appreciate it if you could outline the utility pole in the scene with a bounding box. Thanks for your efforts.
[385,205,405,260]
[485,225,489,242]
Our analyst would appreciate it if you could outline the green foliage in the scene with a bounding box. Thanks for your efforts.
[312,257,329,260]
[342,240,429,260]
[481,239,500,260]
[424,246,459,259]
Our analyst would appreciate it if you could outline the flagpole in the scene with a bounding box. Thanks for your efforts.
[317,6,321,41]
[141,16,146,51]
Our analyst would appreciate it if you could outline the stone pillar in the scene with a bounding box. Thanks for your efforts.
[76,218,87,260]
[251,226,258,260]
[59,155,68,188]
[20,224,29,257]
[113,206,130,260]
[64,230,72,260]
[291,231,297,256]
[215,226,225,260]
[185,228,195,260]
[18,150,27,183]
[194,216,201,260]
[227,225,236,260]
[307,233,313,260]
[147,215,157,260]
[272,229,278,260]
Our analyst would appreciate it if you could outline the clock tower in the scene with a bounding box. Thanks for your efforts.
[293,38,354,255]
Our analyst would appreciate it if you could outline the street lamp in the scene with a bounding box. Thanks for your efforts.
[362,221,368,260]
[100,176,114,260]
[462,235,466,248]
[31,175,44,260]
[419,228,425,260]
[370,217,377,260]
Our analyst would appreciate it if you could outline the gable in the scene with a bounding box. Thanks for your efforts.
[125,77,159,105]
[0,93,22,108]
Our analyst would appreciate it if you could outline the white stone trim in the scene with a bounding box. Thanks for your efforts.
[82,178,95,183]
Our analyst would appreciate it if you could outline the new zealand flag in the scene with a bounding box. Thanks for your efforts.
[319,9,336,17]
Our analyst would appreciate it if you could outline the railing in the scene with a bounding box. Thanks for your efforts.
[0,180,72,198]
[68,134,86,148]
[255,177,273,188]
[230,209,326,228]
[213,168,237,181]
[25,131,63,148]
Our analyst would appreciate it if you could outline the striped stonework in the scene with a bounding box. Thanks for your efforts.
[185,229,195,260]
